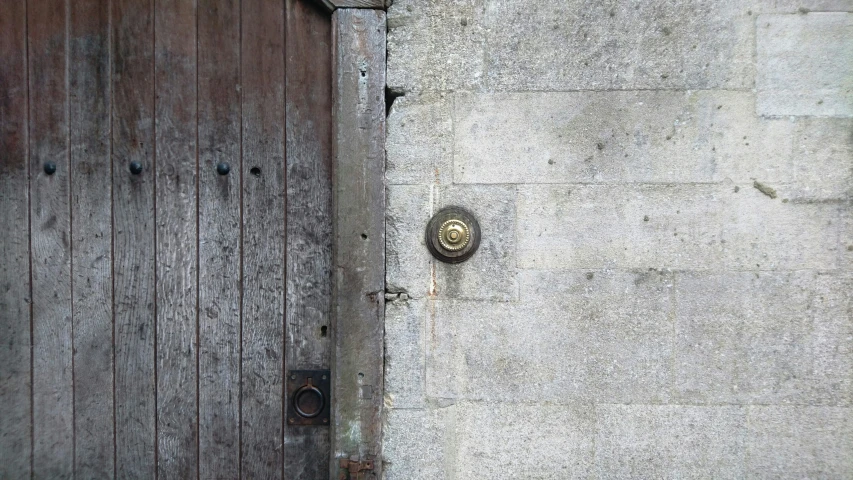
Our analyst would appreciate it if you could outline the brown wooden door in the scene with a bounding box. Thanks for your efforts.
[0,0,338,477]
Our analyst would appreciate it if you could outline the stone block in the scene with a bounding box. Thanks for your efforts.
[454,92,851,197]
[454,402,595,479]
[383,407,451,480]
[386,184,517,301]
[484,1,755,91]
[517,184,841,270]
[424,299,457,400]
[434,184,517,301]
[385,299,426,409]
[428,269,675,404]
[842,204,853,269]
[673,271,853,405]
[757,13,853,117]
[386,93,453,185]
[745,406,853,478]
[786,118,853,199]
[387,0,486,93]
[773,0,853,11]
[595,405,747,479]
[386,184,432,298]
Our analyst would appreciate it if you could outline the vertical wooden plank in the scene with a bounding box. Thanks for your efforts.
[284,0,333,477]
[27,1,74,477]
[154,0,198,478]
[0,1,31,477]
[69,0,114,476]
[331,8,386,478]
[241,0,286,477]
[112,0,157,476]
[197,0,241,477]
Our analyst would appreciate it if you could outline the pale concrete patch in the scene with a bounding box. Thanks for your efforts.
[517,184,841,270]
[746,406,853,478]
[595,405,747,479]
[757,13,853,116]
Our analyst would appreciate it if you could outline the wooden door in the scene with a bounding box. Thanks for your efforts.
[0,0,383,478]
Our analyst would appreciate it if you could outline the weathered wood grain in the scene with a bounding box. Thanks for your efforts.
[69,0,114,476]
[198,0,241,477]
[241,0,286,477]
[27,2,74,477]
[312,0,385,13]
[153,1,198,478]
[0,2,32,477]
[284,0,334,477]
[112,0,157,476]
[331,8,386,479]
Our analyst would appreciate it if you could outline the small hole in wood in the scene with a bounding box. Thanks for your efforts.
[361,233,368,240]
[250,166,261,176]
[320,326,327,337]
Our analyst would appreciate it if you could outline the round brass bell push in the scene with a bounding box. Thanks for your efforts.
[425,206,481,264]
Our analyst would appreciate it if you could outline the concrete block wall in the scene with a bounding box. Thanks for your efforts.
[383,1,852,478]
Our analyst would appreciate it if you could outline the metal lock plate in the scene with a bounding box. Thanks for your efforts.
[287,370,331,427]
[425,206,481,264]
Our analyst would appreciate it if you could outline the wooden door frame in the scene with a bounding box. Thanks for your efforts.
[314,2,387,477]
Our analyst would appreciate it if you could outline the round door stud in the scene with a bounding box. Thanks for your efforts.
[215,162,230,175]
[129,161,143,175]
[43,162,57,175]
[426,206,481,264]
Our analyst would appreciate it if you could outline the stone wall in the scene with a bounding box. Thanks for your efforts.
[383,1,852,477]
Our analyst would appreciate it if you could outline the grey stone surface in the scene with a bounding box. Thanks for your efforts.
[757,13,853,117]
[387,0,791,92]
[454,402,595,479]
[386,184,433,298]
[773,0,853,11]
[383,0,853,477]
[595,405,748,479]
[434,185,517,301]
[425,270,675,404]
[386,184,517,301]
[674,272,853,405]
[484,1,756,91]
[455,92,851,197]
[842,205,853,269]
[386,0,487,93]
[383,407,451,479]
[745,406,853,478]
[788,118,853,199]
[384,299,426,409]
[517,184,842,270]
[386,93,453,185]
